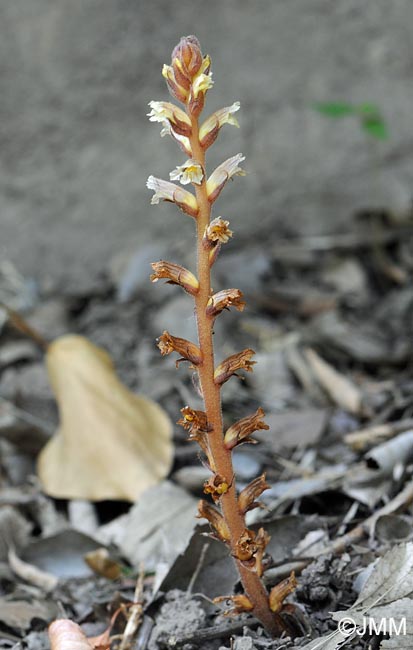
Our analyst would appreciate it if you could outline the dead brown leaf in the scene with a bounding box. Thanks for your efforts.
[37,335,173,501]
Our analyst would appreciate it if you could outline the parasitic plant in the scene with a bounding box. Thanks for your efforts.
[147,36,296,636]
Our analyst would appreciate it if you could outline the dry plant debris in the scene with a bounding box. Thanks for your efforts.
[38,335,173,501]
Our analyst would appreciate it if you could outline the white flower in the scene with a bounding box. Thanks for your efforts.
[199,102,241,147]
[192,72,214,98]
[170,159,204,185]
[146,176,198,217]
[206,154,246,202]
[158,121,192,157]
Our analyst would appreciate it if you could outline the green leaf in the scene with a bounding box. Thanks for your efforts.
[361,115,389,140]
[356,103,380,116]
[313,102,355,118]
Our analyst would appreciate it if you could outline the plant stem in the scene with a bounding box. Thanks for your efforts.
[188,115,285,636]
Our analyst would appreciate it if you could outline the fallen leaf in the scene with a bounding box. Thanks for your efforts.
[84,548,122,580]
[49,620,94,650]
[0,598,58,631]
[22,529,105,578]
[37,335,173,501]
[120,481,198,588]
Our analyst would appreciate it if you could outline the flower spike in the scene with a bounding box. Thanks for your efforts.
[224,407,269,449]
[150,261,199,295]
[146,176,199,217]
[157,331,202,367]
[149,36,292,637]
[207,154,246,203]
[214,348,256,386]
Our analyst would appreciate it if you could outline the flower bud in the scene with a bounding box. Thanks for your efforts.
[162,64,189,104]
[206,289,245,317]
[197,500,231,542]
[146,176,198,218]
[269,572,297,613]
[150,261,199,295]
[206,154,246,203]
[224,407,269,449]
[214,348,256,386]
[157,331,202,367]
[238,473,270,514]
[171,36,203,83]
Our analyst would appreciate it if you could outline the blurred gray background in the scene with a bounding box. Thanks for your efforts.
[1,0,413,290]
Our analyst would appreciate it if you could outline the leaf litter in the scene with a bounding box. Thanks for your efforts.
[1,210,413,649]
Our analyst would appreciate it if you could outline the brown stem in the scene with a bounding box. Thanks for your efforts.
[188,115,285,636]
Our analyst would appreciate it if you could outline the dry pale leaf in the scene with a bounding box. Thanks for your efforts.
[37,335,173,501]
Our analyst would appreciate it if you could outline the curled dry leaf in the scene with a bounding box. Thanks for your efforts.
[37,335,173,501]
[49,620,94,650]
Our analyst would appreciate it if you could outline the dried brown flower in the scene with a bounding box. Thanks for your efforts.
[157,331,202,367]
[150,261,199,295]
[214,348,256,386]
[197,499,230,542]
[224,407,269,450]
[203,473,230,502]
[213,593,253,615]
[238,473,270,514]
[206,289,246,317]
[269,572,297,613]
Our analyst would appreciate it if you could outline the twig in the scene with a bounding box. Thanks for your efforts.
[186,542,210,595]
[345,418,413,451]
[119,565,145,650]
[159,620,259,648]
[0,302,48,350]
